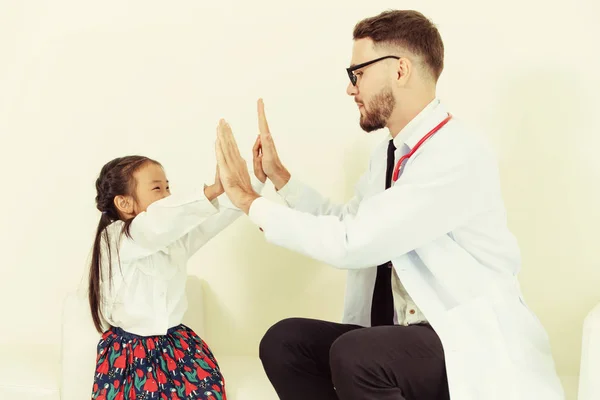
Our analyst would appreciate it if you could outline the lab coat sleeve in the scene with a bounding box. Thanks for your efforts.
[275,166,371,218]
[120,187,219,260]
[248,152,488,269]
[180,176,266,258]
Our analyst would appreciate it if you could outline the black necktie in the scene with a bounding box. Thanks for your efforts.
[370,139,396,327]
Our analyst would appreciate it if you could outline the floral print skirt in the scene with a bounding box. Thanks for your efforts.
[91,324,226,400]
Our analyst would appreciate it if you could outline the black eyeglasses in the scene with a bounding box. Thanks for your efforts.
[346,55,400,86]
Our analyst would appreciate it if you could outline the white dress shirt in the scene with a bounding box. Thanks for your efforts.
[387,99,442,327]
[99,179,264,336]
[247,99,564,399]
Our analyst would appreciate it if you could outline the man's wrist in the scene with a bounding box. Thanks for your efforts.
[239,192,260,215]
[270,166,291,191]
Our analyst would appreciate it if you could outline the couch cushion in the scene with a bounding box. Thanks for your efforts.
[0,344,60,400]
[216,355,278,400]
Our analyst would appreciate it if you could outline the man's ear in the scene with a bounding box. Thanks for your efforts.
[395,57,412,87]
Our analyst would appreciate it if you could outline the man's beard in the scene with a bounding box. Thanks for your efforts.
[359,87,395,132]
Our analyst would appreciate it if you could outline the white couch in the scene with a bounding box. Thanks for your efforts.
[578,302,600,400]
[0,277,277,400]
[0,278,589,400]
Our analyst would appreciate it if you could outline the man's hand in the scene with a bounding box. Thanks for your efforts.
[215,119,260,214]
[257,98,290,190]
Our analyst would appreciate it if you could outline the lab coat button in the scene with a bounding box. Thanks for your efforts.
[409,309,416,315]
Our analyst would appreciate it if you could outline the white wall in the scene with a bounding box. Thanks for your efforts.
[1,0,598,387]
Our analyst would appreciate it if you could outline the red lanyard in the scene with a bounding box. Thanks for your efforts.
[392,113,453,182]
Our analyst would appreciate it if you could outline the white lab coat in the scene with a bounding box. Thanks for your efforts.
[248,99,565,399]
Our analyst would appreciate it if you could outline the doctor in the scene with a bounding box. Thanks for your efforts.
[215,9,565,400]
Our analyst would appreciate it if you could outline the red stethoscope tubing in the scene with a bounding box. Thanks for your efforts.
[392,113,453,182]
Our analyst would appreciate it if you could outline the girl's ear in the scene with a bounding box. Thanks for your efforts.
[114,195,133,215]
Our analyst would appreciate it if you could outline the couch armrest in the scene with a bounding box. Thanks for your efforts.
[578,302,600,400]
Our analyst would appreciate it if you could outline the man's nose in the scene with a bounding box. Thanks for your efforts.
[346,81,358,96]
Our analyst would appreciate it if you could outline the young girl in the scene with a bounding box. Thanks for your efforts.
[88,154,264,400]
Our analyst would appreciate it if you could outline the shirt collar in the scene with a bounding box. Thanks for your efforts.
[391,98,449,151]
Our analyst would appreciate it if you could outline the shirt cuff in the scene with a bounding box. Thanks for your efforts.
[275,175,303,204]
[248,197,275,230]
[202,184,221,209]
[213,176,266,211]
[251,176,266,194]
